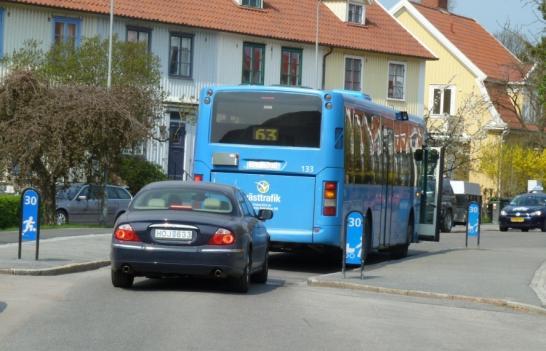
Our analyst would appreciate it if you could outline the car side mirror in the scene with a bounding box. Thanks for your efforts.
[78,195,87,201]
[257,209,273,221]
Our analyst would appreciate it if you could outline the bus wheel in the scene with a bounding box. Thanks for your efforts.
[391,220,412,259]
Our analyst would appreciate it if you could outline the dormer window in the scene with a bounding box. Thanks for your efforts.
[348,2,365,24]
[325,0,370,25]
[239,0,263,9]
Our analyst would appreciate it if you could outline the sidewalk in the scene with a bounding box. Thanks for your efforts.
[309,224,546,314]
[0,234,111,275]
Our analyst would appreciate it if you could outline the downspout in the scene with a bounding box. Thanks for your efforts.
[321,46,334,90]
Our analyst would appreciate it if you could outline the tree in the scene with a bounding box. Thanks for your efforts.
[116,155,167,195]
[494,1,546,146]
[479,142,546,197]
[424,88,491,179]
[495,23,532,62]
[0,37,164,224]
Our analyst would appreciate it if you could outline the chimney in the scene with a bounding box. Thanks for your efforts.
[419,0,449,10]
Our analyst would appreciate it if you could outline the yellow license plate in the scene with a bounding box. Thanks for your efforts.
[510,217,525,223]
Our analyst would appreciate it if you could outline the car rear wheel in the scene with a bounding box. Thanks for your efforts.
[231,252,250,293]
[111,269,134,289]
[521,228,529,232]
[542,220,546,232]
[251,250,268,284]
[441,211,453,233]
[55,210,68,225]
[499,226,508,232]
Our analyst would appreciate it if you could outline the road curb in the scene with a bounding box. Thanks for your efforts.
[0,260,110,276]
[307,277,546,317]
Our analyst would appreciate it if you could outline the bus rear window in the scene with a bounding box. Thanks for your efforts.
[211,92,322,148]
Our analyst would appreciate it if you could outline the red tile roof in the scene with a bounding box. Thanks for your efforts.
[412,2,525,81]
[7,0,435,59]
[484,81,540,131]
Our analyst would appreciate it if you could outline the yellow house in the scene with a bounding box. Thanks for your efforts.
[391,0,532,196]
[318,0,436,116]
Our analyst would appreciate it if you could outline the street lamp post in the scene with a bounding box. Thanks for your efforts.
[101,0,114,226]
[107,0,115,89]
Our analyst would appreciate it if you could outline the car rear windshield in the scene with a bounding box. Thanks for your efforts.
[131,188,235,214]
[510,195,546,206]
[211,92,322,148]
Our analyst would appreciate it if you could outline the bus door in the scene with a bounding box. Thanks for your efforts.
[417,147,444,241]
[381,120,395,246]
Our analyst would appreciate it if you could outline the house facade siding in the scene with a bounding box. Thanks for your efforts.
[0,1,325,179]
[393,5,503,190]
[324,49,425,116]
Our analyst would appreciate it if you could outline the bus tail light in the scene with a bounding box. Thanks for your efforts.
[323,181,337,216]
[194,174,203,182]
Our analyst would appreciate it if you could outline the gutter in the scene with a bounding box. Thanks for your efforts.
[321,47,334,90]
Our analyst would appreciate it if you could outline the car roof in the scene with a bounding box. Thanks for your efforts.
[515,192,546,197]
[140,181,239,195]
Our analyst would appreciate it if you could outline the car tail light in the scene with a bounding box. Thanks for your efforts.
[323,181,337,216]
[209,228,235,245]
[194,174,203,182]
[114,224,141,242]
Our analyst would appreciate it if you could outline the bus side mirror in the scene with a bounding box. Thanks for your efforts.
[414,149,423,162]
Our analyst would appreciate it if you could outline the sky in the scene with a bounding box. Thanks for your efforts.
[379,0,544,41]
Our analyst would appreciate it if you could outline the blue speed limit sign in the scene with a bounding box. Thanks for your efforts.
[345,211,364,265]
[21,188,40,241]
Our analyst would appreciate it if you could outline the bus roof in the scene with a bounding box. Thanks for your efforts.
[204,85,424,126]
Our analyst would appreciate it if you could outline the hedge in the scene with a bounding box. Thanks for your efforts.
[0,195,20,229]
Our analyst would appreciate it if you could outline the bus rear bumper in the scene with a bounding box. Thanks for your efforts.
[269,225,341,248]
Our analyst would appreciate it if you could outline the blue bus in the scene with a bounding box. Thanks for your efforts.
[193,86,442,257]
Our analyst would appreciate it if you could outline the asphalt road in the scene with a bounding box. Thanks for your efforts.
[1,262,545,351]
[1,225,545,350]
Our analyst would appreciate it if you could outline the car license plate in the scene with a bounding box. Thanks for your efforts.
[154,229,193,240]
[510,217,525,223]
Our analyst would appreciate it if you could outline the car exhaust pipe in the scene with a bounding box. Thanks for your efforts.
[213,269,223,278]
[122,265,132,274]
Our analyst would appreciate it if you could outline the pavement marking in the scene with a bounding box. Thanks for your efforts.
[530,260,546,307]
[307,277,546,317]
[0,260,110,276]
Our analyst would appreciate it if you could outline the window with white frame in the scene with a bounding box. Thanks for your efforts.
[430,85,455,116]
[348,2,365,24]
[388,62,406,100]
[345,57,362,91]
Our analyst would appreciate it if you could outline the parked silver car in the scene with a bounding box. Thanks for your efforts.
[56,184,132,226]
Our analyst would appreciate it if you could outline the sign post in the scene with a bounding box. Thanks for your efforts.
[18,188,41,260]
[342,211,365,279]
[465,201,481,248]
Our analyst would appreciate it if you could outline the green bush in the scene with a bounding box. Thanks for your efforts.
[117,155,167,195]
[0,195,20,229]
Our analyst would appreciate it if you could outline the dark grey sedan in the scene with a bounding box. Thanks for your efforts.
[110,181,272,293]
[56,184,132,226]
